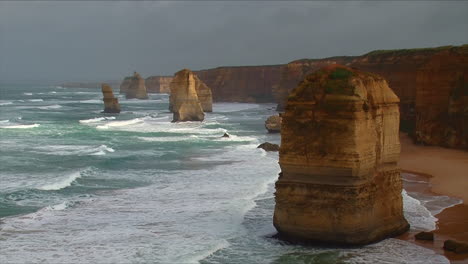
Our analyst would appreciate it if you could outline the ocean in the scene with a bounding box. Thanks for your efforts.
[0,83,459,263]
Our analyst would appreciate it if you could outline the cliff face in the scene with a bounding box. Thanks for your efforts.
[274,65,409,245]
[101,84,120,113]
[120,72,149,99]
[169,69,205,122]
[145,76,173,93]
[195,65,283,103]
[169,69,212,113]
[274,45,468,149]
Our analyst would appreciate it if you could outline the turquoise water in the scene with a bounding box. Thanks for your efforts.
[0,83,450,263]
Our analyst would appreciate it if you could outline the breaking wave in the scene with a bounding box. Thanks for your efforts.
[37,104,62,110]
[0,123,40,129]
[79,116,116,124]
[37,171,82,191]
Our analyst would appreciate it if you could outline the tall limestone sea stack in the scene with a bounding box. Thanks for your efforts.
[122,72,148,99]
[169,69,206,122]
[169,69,212,112]
[273,65,409,245]
[101,84,120,113]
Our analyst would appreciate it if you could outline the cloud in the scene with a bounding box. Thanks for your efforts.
[0,1,467,81]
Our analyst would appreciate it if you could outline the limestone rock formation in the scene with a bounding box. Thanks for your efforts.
[265,115,282,133]
[274,45,468,149]
[169,69,212,113]
[196,65,283,103]
[101,84,120,113]
[415,231,434,241]
[444,240,468,254]
[257,142,280,152]
[169,69,205,122]
[145,76,173,93]
[273,65,409,245]
[122,72,148,99]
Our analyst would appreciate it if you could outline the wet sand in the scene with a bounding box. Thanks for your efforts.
[398,134,468,263]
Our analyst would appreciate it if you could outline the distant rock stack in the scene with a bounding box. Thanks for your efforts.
[265,115,282,133]
[169,69,212,113]
[169,69,205,122]
[123,72,148,99]
[274,65,409,245]
[101,84,120,113]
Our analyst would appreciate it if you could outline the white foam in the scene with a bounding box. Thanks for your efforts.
[96,118,144,129]
[180,240,230,263]
[23,92,33,96]
[38,171,82,191]
[79,116,116,124]
[79,99,101,104]
[0,119,9,123]
[137,135,203,142]
[1,123,40,129]
[0,101,13,106]
[90,145,115,156]
[213,103,260,112]
[31,144,115,156]
[402,190,437,231]
[45,201,71,211]
[38,104,62,110]
[28,99,43,102]
[49,91,57,94]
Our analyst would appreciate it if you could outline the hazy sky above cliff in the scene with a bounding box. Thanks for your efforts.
[1,1,467,82]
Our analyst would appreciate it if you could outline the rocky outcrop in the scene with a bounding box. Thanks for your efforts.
[145,76,173,93]
[274,65,409,245]
[121,72,148,99]
[195,65,283,103]
[101,84,120,113]
[274,45,468,149]
[444,240,468,254]
[169,69,212,113]
[169,69,205,122]
[265,115,282,133]
[415,231,434,241]
[257,142,280,152]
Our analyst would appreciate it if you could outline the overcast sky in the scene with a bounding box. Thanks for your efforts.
[1,1,467,82]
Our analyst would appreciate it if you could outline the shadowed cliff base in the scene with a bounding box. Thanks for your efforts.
[274,65,408,245]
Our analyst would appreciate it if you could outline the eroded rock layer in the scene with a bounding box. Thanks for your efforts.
[101,84,120,113]
[121,72,148,99]
[274,45,468,149]
[145,76,174,93]
[169,69,205,122]
[265,115,282,133]
[274,65,409,245]
[169,69,212,113]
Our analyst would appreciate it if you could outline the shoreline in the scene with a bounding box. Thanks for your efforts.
[398,133,468,263]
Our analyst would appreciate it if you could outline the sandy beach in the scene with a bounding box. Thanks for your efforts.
[398,133,468,263]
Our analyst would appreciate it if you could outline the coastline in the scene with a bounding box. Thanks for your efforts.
[398,133,468,263]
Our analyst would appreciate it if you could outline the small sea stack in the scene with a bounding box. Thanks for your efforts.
[273,65,409,245]
[123,72,148,99]
[169,69,205,122]
[265,115,282,133]
[101,83,120,113]
[169,69,212,113]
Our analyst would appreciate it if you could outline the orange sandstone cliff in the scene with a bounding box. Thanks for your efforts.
[274,45,468,149]
[120,72,149,99]
[101,84,120,113]
[169,69,205,122]
[273,65,409,245]
[195,65,283,103]
[145,76,173,93]
[169,69,212,113]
